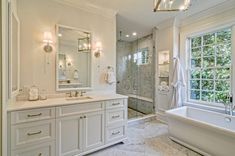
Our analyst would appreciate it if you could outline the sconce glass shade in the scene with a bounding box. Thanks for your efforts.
[78,33,91,52]
[43,32,53,43]
[43,32,53,53]
[154,0,191,12]
[94,42,102,58]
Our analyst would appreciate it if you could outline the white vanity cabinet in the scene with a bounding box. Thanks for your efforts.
[9,107,56,156]
[56,102,105,156]
[8,96,128,156]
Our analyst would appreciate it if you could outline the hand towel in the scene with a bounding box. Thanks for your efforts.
[105,71,116,84]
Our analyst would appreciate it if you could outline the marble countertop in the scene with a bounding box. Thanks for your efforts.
[7,94,128,112]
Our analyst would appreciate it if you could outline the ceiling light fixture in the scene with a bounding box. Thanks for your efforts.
[153,0,191,12]
[126,35,130,38]
[132,32,137,36]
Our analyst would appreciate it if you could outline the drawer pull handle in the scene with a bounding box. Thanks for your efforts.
[112,131,120,135]
[27,130,42,136]
[27,113,42,118]
[112,115,120,119]
[112,103,120,106]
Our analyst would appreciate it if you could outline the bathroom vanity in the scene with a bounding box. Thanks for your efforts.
[7,94,128,156]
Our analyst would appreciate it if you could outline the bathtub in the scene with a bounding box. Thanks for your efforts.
[166,106,235,156]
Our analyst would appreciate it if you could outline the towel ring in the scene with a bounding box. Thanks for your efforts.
[107,66,114,71]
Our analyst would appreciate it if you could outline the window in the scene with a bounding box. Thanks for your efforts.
[189,28,232,105]
[133,48,149,65]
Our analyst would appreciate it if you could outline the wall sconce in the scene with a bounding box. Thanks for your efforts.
[43,32,53,53]
[66,57,72,67]
[94,42,102,58]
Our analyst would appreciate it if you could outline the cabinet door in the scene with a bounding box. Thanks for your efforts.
[56,115,83,156]
[83,111,105,152]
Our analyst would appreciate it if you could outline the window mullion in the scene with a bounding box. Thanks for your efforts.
[200,36,203,102]
[213,32,217,103]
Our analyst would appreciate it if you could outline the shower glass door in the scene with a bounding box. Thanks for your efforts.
[116,34,155,119]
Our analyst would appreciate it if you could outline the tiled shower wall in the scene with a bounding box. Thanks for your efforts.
[116,35,154,115]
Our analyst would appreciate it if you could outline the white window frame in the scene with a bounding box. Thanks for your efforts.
[183,25,235,109]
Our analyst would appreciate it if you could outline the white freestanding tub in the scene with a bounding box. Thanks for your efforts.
[166,106,235,156]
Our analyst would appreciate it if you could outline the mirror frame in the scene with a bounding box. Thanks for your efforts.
[8,1,20,98]
[55,24,92,91]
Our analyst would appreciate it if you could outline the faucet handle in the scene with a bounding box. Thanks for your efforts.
[66,91,73,97]
[80,91,86,96]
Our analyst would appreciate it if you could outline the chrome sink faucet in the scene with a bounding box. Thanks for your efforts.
[66,91,86,98]
[75,91,80,97]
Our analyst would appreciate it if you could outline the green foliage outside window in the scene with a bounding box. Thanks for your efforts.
[189,28,232,105]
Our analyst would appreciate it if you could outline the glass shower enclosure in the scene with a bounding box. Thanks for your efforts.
[116,34,155,119]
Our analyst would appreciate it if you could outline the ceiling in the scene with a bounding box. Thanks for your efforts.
[56,0,229,41]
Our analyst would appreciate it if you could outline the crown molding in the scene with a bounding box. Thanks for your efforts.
[156,17,180,30]
[180,0,235,27]
[156,18,175,30]
[52,0,117,20]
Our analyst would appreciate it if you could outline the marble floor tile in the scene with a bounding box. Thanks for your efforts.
[87,120,202,156]
[128,108,145,119]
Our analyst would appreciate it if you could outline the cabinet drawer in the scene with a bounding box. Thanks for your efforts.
[11,142,55,156]
[56,102,103,117]
[106,109,126,125]
[11,119,55,149]
[11,108,55,124]
[106,125,126,143]
[106,99,125,109]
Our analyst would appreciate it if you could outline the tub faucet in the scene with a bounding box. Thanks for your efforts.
[228,104,235,116]
[80,91,86,96]
[224,95,234,116]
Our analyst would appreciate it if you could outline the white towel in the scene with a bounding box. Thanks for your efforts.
[105,71,116,84]
[171,57,186,108]
[73,70,79,80]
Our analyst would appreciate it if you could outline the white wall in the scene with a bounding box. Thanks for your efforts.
[155,19,179,116]
[179,4,235,110]
[17,0,116,94]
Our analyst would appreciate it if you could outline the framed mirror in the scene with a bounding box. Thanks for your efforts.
[56,25,92,91]
[9,2,20,97]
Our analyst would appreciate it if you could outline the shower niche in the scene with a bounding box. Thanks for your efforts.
[158,50,170,92]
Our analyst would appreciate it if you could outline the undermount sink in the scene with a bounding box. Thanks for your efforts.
[66,96,93,101]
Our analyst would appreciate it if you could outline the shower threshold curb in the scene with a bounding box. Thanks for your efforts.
[127,114,156,126]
